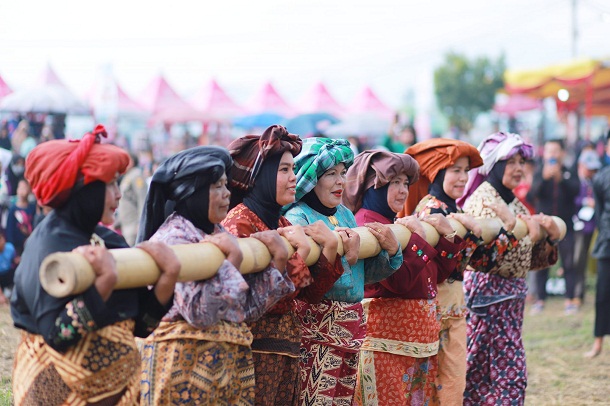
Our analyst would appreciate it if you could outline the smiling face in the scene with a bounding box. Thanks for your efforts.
[443,156,470,200]
[313,163,347,209]
[101,174,121,225]
[208,173,231,224]
[502,154,526,190]
[276,151,297,206]
[387,173,409,213]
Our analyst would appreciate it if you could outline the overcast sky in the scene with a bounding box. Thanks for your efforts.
[0,0,608,109]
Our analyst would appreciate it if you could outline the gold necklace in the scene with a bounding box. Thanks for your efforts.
[328,215,339,226]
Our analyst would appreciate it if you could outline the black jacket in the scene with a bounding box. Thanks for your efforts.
[527,165,580,229]
[593,166,610,259]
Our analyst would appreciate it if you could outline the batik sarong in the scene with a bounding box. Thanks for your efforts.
[296,299,365,406]
[13,320,140,406]
[140,320,254,406]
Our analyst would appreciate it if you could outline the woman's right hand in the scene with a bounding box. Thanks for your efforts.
[395,216,426,240]
[251,230,289,272]
[517,213,542,241]
[304,221,338,262]
[484,201,516,232]
[334,227,360,265]
[204,232,244,270]
[278,225,311,261]
[73,245,117,301]
[448,213,482,238]
[421,213,455,240]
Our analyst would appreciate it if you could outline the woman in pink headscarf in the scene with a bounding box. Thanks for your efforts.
[459,132,561,406]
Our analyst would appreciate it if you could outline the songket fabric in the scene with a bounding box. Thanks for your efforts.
[354,298,440,406]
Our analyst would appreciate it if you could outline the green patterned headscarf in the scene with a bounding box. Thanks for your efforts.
[293,137,355,202]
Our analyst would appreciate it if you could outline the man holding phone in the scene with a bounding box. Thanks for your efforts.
[527,138,581,314]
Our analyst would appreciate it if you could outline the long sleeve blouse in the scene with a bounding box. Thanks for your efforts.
[10,212,170,353]
[356,208,463,300]
[222,203,343,314]
[285,202,403,303]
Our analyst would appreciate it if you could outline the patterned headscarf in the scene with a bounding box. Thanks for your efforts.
[457,132,534,206]
[25,124,129,208]
[228,124,302,195]
[343,150,419,213]
[293,137,355,202]
[403,138,483,216]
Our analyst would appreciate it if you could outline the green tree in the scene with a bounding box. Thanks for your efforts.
[434,52,505,134]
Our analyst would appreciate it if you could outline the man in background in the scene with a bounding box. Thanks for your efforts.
[115,153,148,246]
[527,139,580,314]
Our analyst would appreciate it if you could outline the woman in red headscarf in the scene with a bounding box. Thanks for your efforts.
[222,125,344,405]
[10,126,180,405]
[344,150,465,406]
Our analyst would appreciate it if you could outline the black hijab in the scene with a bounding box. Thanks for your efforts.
[137,145,232,243]
[301,188,337,216]
[361,183,395,221]
[243,152,283,229]
[487,160,515,204]
[55,181,106,235]
[428,169,458,214]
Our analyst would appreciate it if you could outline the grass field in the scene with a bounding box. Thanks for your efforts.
[0,295,608,405]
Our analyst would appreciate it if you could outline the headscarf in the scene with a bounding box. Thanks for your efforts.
[25,125,129,208]
[457,132,533,206]
[228,124,302,208]
[227,125,302,229]
[343,149,419,214]
[243,152,284,229]
[403,138,483,216]
[137,145,232,243]
[293,137,354,202]
[55,181,106,235]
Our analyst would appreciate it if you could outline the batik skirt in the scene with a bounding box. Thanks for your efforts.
[140,320,254,406]
[13,320,140,405]
[296,299,365,406]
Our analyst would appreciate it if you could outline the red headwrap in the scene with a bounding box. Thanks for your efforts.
[228,124,302,193]
[25,125,130,208]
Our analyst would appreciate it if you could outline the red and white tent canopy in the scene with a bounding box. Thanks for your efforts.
[298,82,344,116]
[247,81,295,117]
[349,86,394,119]
[189,79,244,119]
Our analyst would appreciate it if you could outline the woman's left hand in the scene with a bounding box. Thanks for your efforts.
[365,222,399,256]
[517,214,542,242]
[335,227,360,265]
[137,241,181,306]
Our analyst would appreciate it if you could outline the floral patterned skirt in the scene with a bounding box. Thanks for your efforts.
[354,297,440,406]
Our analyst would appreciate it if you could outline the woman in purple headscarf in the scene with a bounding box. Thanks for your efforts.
[459,132,561,406]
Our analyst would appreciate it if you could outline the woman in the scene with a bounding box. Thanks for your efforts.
[222,125,344,405]
[138,145,294,405]
[284,138,404,405]
[404,138,486,404]
[10,125,179,405]
[343,150,464,405]
[458,132,561,406]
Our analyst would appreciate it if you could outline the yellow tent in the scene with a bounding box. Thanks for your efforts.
[504,58,610,117]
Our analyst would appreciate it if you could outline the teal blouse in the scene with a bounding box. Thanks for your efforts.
[285,202,402,303]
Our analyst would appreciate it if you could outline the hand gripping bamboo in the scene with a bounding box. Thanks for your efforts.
[40,216,566,298]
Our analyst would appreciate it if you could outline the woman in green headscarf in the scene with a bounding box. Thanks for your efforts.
[284,137,403,405]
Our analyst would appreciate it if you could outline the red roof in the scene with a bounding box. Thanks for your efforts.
[247,82,295,116]
[299,82,344,116]
[189,79,244,118]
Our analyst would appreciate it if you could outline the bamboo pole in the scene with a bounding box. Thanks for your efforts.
[40,216,566,298]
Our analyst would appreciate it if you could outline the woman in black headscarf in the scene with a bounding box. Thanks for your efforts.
[138,145,294,405]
